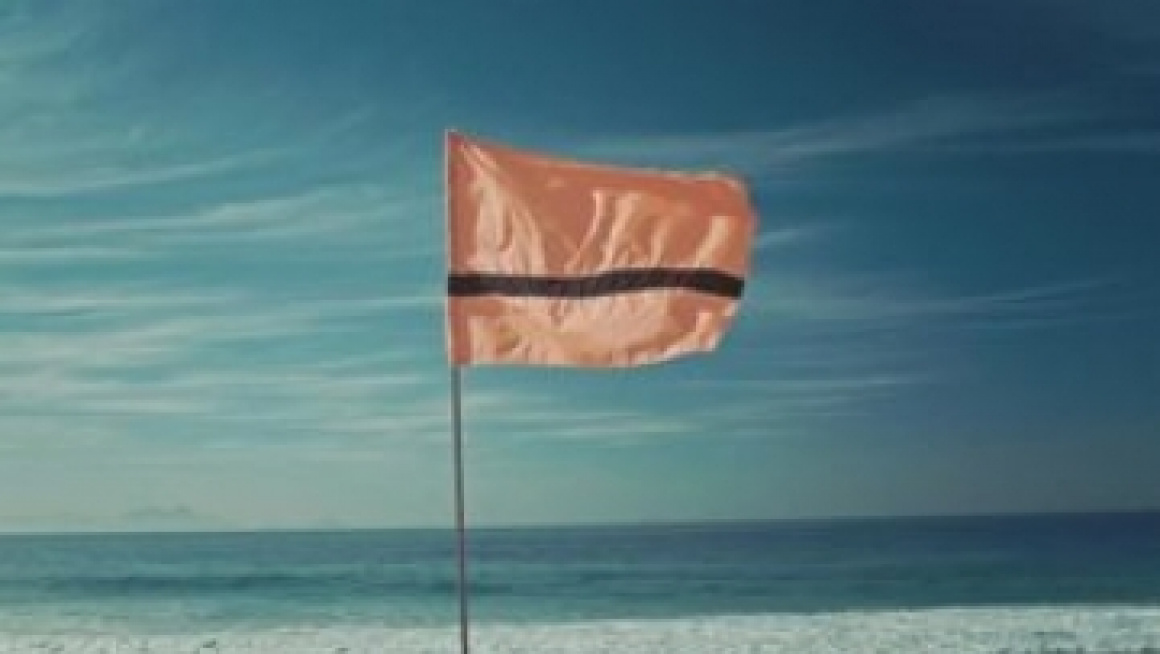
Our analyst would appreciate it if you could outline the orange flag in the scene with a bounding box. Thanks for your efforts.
[445,131,756,367]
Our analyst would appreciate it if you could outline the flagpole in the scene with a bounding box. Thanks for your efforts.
[450,365,471,654]
[446,129,471,654]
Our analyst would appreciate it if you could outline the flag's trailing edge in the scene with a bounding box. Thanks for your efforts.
[445,131,757,367]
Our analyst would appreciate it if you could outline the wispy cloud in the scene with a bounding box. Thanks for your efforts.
[691,372,932,394]
[723,223,1123,419]
[6,184,436,249]
[0,273,445,458]
[0,286,235,315]
[754,223,837,252]
[750,272,1115,327]
[683,372,934,422]
[0,246,146,264]
[0,2,100,74]
[473,405,700,445]
[0,4,395,202]
[0,3,448,468]
[578,91,1150,175]
[934,131,1160,155]
[0,105,395,198]
[0,286,433,370]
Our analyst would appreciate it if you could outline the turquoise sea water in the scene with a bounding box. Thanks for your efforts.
[2,511,1159,635]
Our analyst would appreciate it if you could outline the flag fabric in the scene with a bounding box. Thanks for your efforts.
[445,131,756,367]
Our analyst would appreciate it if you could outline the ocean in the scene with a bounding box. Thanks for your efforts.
[1,512,1159,652]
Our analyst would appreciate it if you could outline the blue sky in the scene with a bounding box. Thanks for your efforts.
[1,0,1158,532]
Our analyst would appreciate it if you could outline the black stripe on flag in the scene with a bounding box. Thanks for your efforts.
[447,268,744,299]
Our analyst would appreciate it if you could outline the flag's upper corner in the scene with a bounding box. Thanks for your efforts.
[446,130,756,197]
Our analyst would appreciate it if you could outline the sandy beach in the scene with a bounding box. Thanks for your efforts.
[5,608,1160,654]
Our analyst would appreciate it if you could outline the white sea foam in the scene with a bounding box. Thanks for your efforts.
[2,606,1160,653]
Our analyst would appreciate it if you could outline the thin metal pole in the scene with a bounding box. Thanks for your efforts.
[450,365,470,654]
[446,130,470,653]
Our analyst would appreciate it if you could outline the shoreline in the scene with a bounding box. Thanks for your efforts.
[3,606,1160,654]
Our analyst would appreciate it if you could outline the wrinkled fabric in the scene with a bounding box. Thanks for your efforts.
[446,131,756,367]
